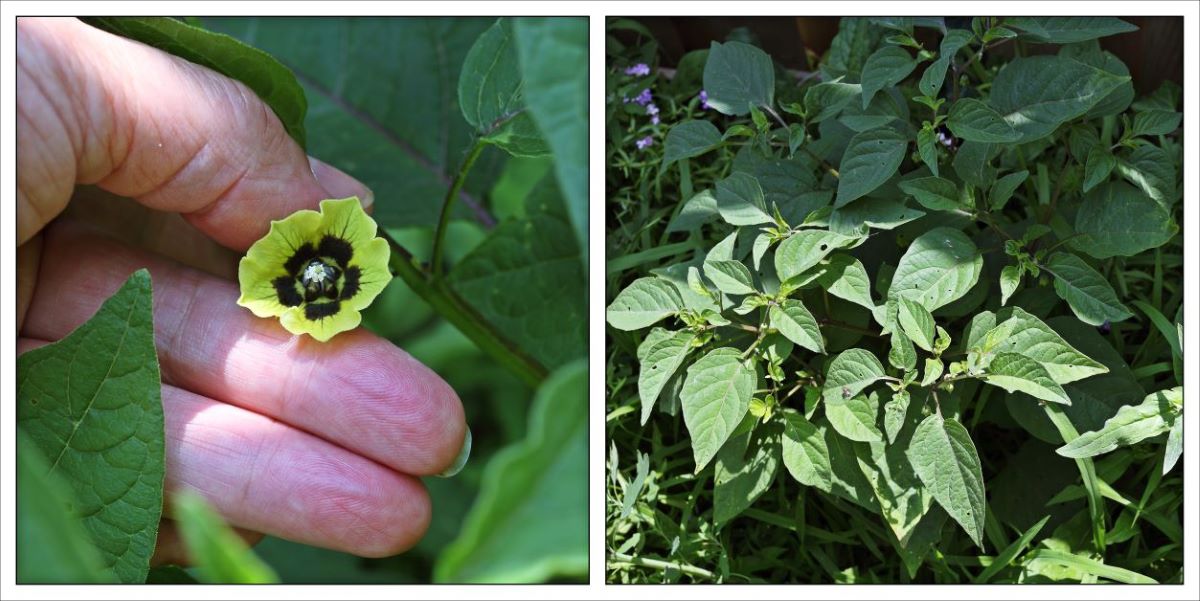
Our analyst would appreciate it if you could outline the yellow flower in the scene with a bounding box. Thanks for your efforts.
[237,197,392,342]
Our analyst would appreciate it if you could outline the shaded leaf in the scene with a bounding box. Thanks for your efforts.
[1045,252,1133,326]
[636,328,695,424]
[681,348,757,471]
[703,41,775,116]
[662,120,722,168]
[835,128,908,207]
[1072,181,1176,259]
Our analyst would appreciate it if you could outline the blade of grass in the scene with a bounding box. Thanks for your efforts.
[1044,404,1106,552]
[974,515,1050,583]
[1024,549,1156,584]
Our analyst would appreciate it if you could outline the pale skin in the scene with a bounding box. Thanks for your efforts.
[17,18,467,562]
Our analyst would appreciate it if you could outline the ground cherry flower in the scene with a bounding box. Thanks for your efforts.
[237,197,392,342]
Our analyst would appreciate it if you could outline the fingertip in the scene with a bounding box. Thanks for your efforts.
[308,156,373,212]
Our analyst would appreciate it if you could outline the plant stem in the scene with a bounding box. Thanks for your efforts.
[609,552,716,580]
[431,139,486,279]
[380,228,547,388]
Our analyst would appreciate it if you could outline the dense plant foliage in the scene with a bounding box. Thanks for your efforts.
[18,16,587,584]
[606,17,1182,583]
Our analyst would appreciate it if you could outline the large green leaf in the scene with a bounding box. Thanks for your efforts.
[1056,387,1180,459]
[859,46,917,109]
[804,81,861,123]
[989,55,1129,142]
[898,296,935,351]
[822,349,885,441]
[714,172,772,226]
[87,17,308,149]
[662,120,722,168]
[1006,17,1137,43]
[982,307,1108,384]
[16,433,113,583]
[769,300,824,353]
[1071,181,1176,259]
[888,227,983,311]
[680,348,757,471]
[174,492,278,583]
[513,17,589,254]
[898,176,963,212]
[435,360,587,583]
[448,178,585,369]
[908,414,986,548]
[206,17,507,229]
[458,18,547,156]
[713,428,781,526]
[774,229,859,282]
[1116,143,1176,207]
[636,328,695,424]
[1045,252,1133,326]
[946,98,1020,142]
[835,127,908,207]
[606,277,684,331]
[983,352,1073,405]
[16,270,164,583]
[781,411,833,492]
[815,254,876,310]
[854,395,933,542]
[702,41,775,116]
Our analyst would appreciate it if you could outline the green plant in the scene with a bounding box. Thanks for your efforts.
[606,16,1182,584]
[18,16,587,584]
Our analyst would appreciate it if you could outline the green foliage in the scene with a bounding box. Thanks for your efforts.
[173,492,280,584]
[17,270,164,583]
[607,16,1181,584]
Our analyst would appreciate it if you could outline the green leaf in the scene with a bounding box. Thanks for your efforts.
[16,433,113,583]
[854,393,934,542]
[681,348,757,471]
[16,270,164,583]
[917,125,940,176]
[702,41,775,116]
[662,120,722,168]
[775,229,858,282]
[87,17,308,150]
[829,197,925,235]
[715,172,772,226]
[513,17,589,256]
[973,515,1050,583]
[1072,181,1176,259]
[946,98,1021,142]
[984,307,1108,384]
[636,328,695,425]
[815,254,876,311]
[922,358,944,387]
[1056,388,1179,459]
[889,227,983,312]
[859,46,917,109]
[1045,252,1133,326]
[908,414,986,548]
[606,276,684,331]
[1022,549,1156,584]
[449,180,585,369]
[823,17,884,80]
[1006,17,1137,43]
[713,429,781,526]
[989,170,1028,211]
[952,141,997,188]
[769,299,825,353]
[436,361,586,583]
[704,259,757,296]
[989,56,1130,142]
[1082,147,1116,193]
[1131,110,1182,137]
[983,352,1072,405]
[458,19,547,156]
[883,390,910,444]
[888,328,918,371]
[835,127,908,207]
[206,17,507,230]
[1164,416,1182,474]
[781,411,833,492]
[619,452,650,520]
[918,29,973,98]
[822,349,885,442]
[1116,143,1176,207]
[898,296,935,351]
[898,176,962,212]
[173,492,278,583]
[665,189,720,233]
[998,264,1021,306]
[804,80,861,123]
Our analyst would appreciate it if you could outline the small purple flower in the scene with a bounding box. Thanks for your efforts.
[647,103,660,125]
[632,88,653,106]
[636,136,654,150]
[698,90,711,110]
[624,63,650,77]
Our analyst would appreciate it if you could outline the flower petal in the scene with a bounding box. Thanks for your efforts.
[279,305,363,342]
[343,237,393,312]
[318,197,378,248]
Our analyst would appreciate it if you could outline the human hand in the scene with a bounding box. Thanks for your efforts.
[16,17,468,561]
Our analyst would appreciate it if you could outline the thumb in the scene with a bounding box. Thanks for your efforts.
[16,17,372,250]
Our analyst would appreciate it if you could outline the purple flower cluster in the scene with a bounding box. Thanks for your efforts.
[698,90,711,110]
[636,136,654,150]
[626,88,652,106]
[647,103,660,125]
[624,63,651,77]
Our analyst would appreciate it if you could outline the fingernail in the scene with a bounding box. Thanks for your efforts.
[308,156,374,211]
[436,426,472,478]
